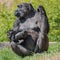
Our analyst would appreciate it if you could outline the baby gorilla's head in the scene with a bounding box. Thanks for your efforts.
[15,3,34,17]
[37,6,46,15]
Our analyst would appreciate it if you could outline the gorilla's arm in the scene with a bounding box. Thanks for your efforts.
[7,18,20,40]
[37,6,49,34]
[13,18,21,32]
[15,30,27,40]
[7,18,27,42]
[34,6,49,52]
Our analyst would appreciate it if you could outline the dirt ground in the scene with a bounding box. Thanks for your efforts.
[39,53,60,60]
[0,42,60,60]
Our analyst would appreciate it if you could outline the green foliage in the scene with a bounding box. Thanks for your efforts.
[0,43,60,60]
[0,48,22,60]
[0,0,60,42]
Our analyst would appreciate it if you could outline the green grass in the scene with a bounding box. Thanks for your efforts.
[0,42,60,60]
[0,0,60,42]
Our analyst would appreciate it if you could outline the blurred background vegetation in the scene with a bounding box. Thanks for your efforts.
[0,0,60,42]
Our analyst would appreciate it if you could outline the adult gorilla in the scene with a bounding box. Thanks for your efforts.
[7,3,49,56]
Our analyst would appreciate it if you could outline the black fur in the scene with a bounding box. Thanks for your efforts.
[7,3,49,56]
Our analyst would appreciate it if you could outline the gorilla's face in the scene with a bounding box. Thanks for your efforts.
[15,3,34,17]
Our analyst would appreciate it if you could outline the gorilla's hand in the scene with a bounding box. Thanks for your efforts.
[7,30,15,41]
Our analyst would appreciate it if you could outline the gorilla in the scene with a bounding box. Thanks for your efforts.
[7,3,49,56]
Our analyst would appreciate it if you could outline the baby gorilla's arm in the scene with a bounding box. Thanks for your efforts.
[15,30,27,40]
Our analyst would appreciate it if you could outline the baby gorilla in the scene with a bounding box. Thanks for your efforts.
[8,29,38,56]
[7,3,49,56]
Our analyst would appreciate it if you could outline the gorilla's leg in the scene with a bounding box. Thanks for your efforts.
[10,41,33,56]
[34,6,49,53]
[35,33,49,53]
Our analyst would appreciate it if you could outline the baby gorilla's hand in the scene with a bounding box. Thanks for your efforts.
[7,30,14,41]
[7,30,18,42]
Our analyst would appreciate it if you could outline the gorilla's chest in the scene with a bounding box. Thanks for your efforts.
[19,16,39,30]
